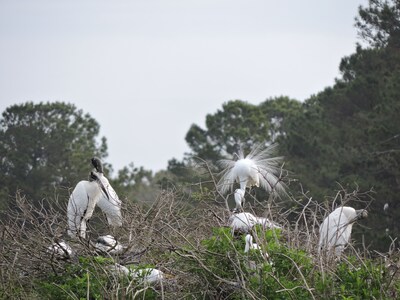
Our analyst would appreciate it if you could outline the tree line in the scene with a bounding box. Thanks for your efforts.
[0,0,399,251]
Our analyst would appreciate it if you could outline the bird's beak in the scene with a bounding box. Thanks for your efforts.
[355,209,368,220]
[90,171,110,199]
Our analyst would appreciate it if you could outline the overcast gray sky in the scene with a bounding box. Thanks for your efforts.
[0,0,367,174]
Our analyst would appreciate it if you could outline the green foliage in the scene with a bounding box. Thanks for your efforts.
[332,257,385,299]
[185,98,301,164]
[173,226,396,299]
[36,256,114,300]
[0,102,108,208]
[175,227,318,299]
[356,0,400,48]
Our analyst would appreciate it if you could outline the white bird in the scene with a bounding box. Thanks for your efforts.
[130,268,164,285]
[234,188,245,212]
[47,240,73,259]
[67,170,110,238]
[218,143,287,196]
[95,235,124,255]
[91,158,123,228]
[244,234,262,253]
[229,212,281,233]
[384,203,389,213]
[318,206,368,257]
[67,158,122,239]
[107,263,130,277]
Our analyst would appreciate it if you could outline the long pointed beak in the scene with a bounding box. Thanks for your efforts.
[356,209,368,220]
[90,171,109,199]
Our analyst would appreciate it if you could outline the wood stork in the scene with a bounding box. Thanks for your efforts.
[47,240,73,259]
[91,157,123,228]
[67,158,122,238]
[107,263,130,277]
[318,206,368,257]
[131,268,164,285]
[217,143,287,196]
[229,212,281,233]
[95,235,124,255]
[67,170,110,238]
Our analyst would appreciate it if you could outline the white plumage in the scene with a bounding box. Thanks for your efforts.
[91,157,123,228]
[244,234,261,253]
[67,158,122,239]
[107,263,130,277]
[229,212,281,233]
[131,268,164,285]
[384,203,389,212]
[318,206,368,257]
[234,188,245,212]
[67,171,109,238]
[47,240,72,259]
[95,235,124,255]
[218,143,286,195]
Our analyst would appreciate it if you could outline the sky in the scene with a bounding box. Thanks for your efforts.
[0,0,368,174]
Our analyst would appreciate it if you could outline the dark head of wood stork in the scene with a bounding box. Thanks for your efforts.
[91,157,103,173]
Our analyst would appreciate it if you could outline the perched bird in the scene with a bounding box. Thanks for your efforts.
[67,170,110,238]
[233,188,245,212]
[229,212,281,233]
[318,206,368,257]
[91,157,123,228]
[107,263,130,277]
[131,268,164,285]
[95,235,124,255]
[244,234,262,253]
[384,203,389,213]
[47,240,73,259]
[217,143,287,196]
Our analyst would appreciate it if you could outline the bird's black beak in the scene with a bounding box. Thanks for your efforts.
[90,171,109,200]
[91,157,103,173]
[356,209,368,220]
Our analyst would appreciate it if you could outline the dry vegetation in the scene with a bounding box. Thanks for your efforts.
[1,183,399,299]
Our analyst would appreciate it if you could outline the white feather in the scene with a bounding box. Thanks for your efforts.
[218,143,286,195]
[96,173,123,227]
[229,212,281,233]
[131,268,164,285]
[47,241,72,258]
[67,179,102,238]
[67,171,122,239]
[234,188,245,211]
[95,235,124,254]
[318,206,367,257]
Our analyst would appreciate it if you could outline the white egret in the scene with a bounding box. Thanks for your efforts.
[233,188,245,212]
[95,235,124,255]
[218,143,287,195]
[229,212,281,233]
[47,240,73,259]
[67,170,110,238]
[318,206,368,257]
[244,234,262,253]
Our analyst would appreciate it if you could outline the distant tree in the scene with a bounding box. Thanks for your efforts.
[185,98,301,164]
[0,102,108,208]
[356,0,400,48]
